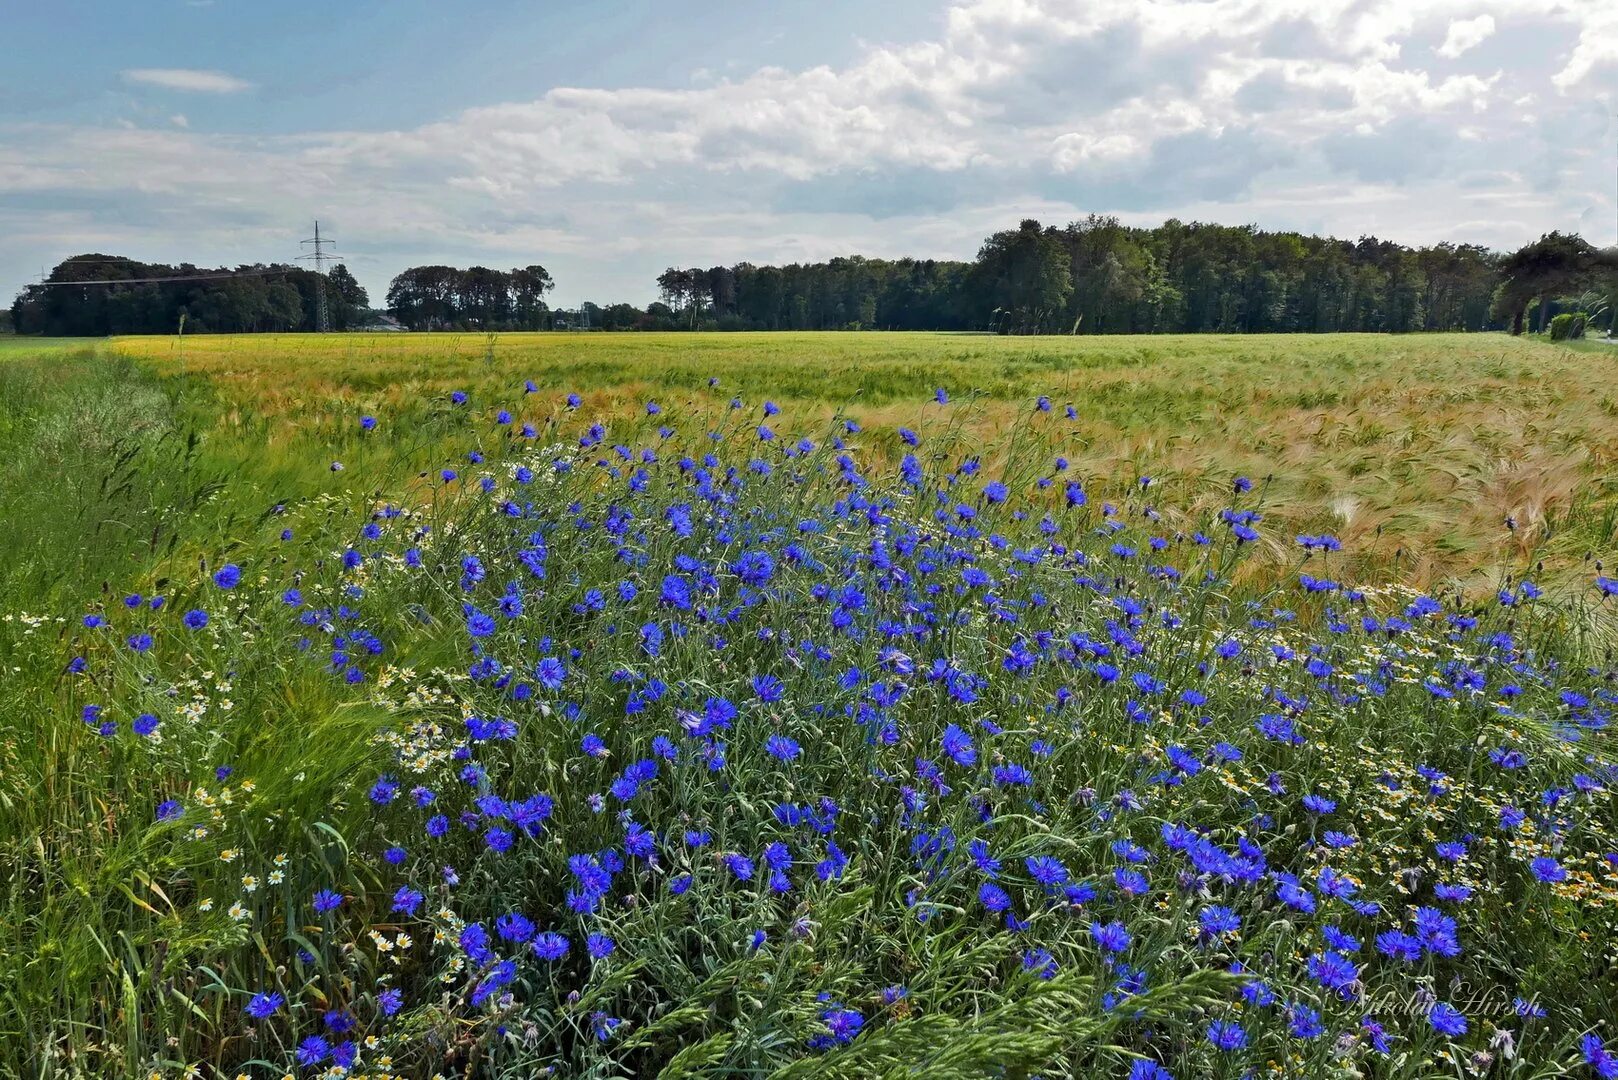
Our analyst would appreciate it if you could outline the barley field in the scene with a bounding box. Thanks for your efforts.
[2,331,1617,1078]
[110,330,1618,588]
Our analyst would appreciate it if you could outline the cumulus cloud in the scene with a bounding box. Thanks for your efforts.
[1437,15,1495,58]
[121,68,251,93]
[4,0,1616,303]
[1552,6,1618,89]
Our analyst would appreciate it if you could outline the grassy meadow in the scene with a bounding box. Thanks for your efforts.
[1,330,1616,1078]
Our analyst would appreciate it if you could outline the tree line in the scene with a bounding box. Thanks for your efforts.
[12,219,1615,337]
[564,220,1612,336]
[9,256,370,336]
[633,218,1585,335]
[382,265,555,330]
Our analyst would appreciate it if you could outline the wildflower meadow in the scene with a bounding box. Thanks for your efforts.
[2,334,1617,1078]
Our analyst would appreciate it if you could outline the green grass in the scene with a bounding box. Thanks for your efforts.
[0,341,410,1077]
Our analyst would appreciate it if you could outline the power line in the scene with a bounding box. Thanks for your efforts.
[298,220,343,332]
[298,220,340,273]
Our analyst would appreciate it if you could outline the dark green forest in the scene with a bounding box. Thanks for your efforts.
[13,217,1616,336]
[617,220,1614,336]
[9,258,372,336]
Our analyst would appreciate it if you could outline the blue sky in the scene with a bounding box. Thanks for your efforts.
[3,0,1616,307]
[2,2,939,133]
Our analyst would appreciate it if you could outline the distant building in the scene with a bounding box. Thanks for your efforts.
[355,313,407,332]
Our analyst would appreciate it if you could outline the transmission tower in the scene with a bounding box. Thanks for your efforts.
[298,220,343,332]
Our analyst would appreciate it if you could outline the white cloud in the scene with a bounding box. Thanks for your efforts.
[1049,132,1144,171]
[5,0,1616,304]
[121,68,251,93]
[1552,5,1618,90]
[1437,15,1495,58]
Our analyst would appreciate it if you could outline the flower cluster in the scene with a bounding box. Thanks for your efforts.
[60,382,1618,1077]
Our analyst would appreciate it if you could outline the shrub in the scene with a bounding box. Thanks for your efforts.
[1549,311,1587,340]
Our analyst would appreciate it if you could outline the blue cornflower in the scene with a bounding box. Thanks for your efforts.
[821,1006,864,1045]
[1322,925,1361,952]
[766,735,801,762]
[1581,1034,1618,1077]
[1515,997,1547,1018]
[590,1011,623,1041]
[1375,929,1422,963]
[470,960,516,1007]
[1113,868,1149,896]
[993,764,1034,787]
[1306,950,1358,996]
[1025,855,1069,889]
[1428,1002,1467,1037]
[296,1035,330,1066]
[1022,948,1057,979]
[245,990,283,1020]
[1206,1020,1247,1051]
[1412,906,1461,956]
[461,923,495,964]
[940,723,976,767]
[535,656,565,689]
[1090,920,1131,954]
[532,932,570,960]
[1529,856,1567,883]
[1434,841,1467,862]
[1199,905,1240,941]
